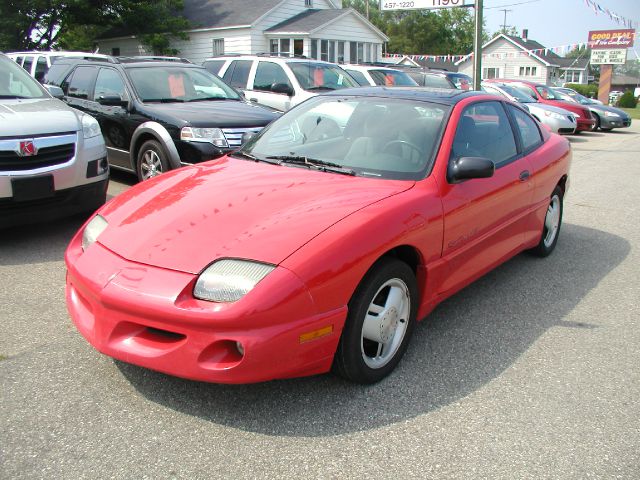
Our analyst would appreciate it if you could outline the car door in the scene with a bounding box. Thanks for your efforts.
[247,60,294,111]
[91,67,134,169]
[438,100,534,295]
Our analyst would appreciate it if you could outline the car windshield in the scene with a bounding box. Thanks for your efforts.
[499,84,537,103]
[566,91,595,105]
[287,62,359,91]
[368,69,418,86]
[127,66,241,102]
[535,85,564,100]
[241,95,449,180]
[0,56,48,99]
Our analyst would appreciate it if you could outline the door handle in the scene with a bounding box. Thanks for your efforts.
[519,170,530,181]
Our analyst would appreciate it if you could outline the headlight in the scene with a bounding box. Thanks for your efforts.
[180,127,229,147]
[604,111,620,118]
[194,259,275,302]
[544,111,565,120]
[82,215,108,251]
[81,114,102,139]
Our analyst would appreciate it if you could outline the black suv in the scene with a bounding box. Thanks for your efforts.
[44,57,280,181]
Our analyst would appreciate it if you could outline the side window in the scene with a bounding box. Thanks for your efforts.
[222,60,252,88]
[15,56,24,66]
[34,56,48,82]
[203,60,225,76]
[22,56,34,75]
[67,66,98,99]
[516,84,537,100]
[507,105,543,152]
[253,62,292,93]
[345,70,369,86]
[452,101,517,165]
[93,68,127,101]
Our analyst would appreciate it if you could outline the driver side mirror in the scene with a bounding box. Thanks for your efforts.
[97,94,127,107]
[44,84,64,99]
[447,156,495,184]
[271,83,294,96]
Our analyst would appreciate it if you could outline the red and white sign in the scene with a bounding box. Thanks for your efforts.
[588,29,635,49]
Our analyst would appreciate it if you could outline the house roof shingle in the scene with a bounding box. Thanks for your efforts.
[183,0,283,29]
[265,9,345,33]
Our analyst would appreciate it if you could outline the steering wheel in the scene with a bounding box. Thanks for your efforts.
[382,140,423,158]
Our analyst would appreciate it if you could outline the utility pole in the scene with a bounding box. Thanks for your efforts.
[500,9,512,33]
[366,1,370,20]
[473,0,484,90]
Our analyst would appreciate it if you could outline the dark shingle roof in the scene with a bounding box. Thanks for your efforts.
[555,58,590,69]
[265,9,345,33]
[183,0,283,29]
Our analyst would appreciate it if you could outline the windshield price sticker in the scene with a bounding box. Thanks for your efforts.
[381,0,467,10]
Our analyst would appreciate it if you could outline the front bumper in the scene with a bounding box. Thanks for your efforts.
[576,116,596,132]
[599,115,632,129]
[0,178,108,228]
[65,236,346,384]
[542,116,576,135]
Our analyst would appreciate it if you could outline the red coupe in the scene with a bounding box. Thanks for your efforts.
[65,87,571,384]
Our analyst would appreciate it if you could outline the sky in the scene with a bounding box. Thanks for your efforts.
[482,0,639,55]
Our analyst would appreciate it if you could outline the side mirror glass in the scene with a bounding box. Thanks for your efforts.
[44,84,64,99]
[448,156,495,184]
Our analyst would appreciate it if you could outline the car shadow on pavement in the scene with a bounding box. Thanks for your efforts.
[0,215,87,265]
[116,223,629,437]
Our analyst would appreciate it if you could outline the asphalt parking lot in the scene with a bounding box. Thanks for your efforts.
[2,125,639,479]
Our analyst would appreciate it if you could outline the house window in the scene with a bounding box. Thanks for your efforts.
[311,39,318,59]
[305,0,313,7]
[329,41,336,63]
[321,40,329,61]
[483,67,500,79]
[563,70,581,83]
[294,39,303,56]
[337,42,345,63]
[357,43,364,63]
[270,38,302,57]
[280,39,290,57]
[212,38,224,56]
[350,42,357,63]
[270,39,279,54]
[519,66,537,77]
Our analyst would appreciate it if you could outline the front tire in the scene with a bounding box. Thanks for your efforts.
[592,113,601,131]
[333,258,418,384]
[136,140,170,181]
[529,186,563,257]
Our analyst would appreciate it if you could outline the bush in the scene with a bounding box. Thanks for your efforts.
[565,83,598,98]
[617,91,638,108]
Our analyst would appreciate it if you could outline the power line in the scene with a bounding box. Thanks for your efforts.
[485,0,541,10]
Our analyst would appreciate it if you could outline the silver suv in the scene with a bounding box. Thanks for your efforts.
[0,53,109,227]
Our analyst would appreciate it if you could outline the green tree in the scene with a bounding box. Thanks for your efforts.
[343,1,478,55]
[0,0,189,55]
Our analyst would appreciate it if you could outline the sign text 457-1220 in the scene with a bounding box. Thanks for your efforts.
[381,0,467,11]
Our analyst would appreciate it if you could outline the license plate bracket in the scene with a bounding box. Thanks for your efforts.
[11,175,55,202]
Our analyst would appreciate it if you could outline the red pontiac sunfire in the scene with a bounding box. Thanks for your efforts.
[66,87,571,384]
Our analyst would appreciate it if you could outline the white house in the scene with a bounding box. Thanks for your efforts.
[456,33,590,86]
[96,0,388,65]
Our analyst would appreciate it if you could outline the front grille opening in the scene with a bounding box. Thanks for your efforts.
[144,327,186,343]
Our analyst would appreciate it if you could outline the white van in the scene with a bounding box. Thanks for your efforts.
[7,51,111,83]
[203,55,359,112]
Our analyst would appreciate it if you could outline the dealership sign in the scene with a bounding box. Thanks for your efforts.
[380,0,467,11]
[588,29,635,49]
[590,49,628,65]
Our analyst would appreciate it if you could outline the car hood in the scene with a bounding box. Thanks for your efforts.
[588,104,628,116]
[543,100,590,117]
[0,98,80,136]
[528,103,575,116]
[141,100,280,128]
[98,157,414,274]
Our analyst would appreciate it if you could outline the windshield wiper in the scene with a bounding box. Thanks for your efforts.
[266,155,355,176]
[186,97,230,102]
[231,151,280,165]
[143,98,185,103]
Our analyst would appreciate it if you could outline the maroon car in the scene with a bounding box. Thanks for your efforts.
[485,79,595,132]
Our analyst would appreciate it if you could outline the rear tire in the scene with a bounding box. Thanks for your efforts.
[136,140,170,182]
[529,186,563,257]
[333,258,418,384]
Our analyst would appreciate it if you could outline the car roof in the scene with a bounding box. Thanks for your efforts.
[48,57,199,69]
[343,64,405,72]
[323,86,482,105]
[203,55,339,66]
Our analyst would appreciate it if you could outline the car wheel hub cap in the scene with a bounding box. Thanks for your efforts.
[361,279,410,369]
